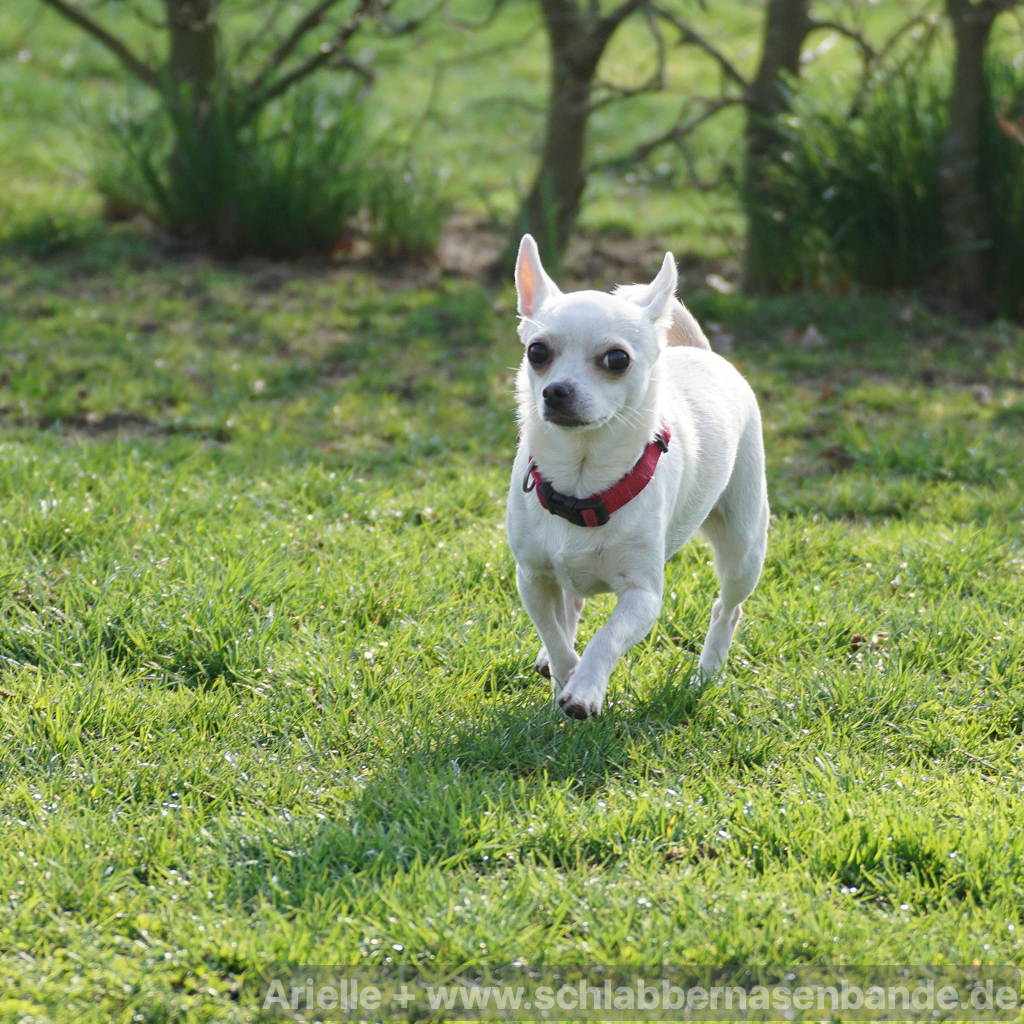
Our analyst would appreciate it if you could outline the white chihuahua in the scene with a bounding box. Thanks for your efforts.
[506,235,768,719]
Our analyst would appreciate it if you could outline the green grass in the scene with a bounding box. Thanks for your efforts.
[1,240,1023,1022]
[2,2,1024,1021]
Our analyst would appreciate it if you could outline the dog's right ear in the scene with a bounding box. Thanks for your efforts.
[515,234,561,319]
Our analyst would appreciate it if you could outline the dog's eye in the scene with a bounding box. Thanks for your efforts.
[527,341,551,367]
[601,349,630,372]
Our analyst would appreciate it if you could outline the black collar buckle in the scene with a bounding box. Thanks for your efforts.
[537,481,611,527]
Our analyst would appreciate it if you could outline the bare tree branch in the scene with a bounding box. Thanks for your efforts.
[649,4,748,92]
[235,0,293,68]
[243,50,369,121]
[587,69,662,112]
[587,5,665,113]
[588,96,742,171]
[643,0,667,79]
[805,18,875,62]
[36,0,159,87]
[248,0,345,90]
[594,0,648,44]
[677,143,734,192]
[242,0,381,119]
[373,0,440,35]
[847,4,940,116]
[874,2,939,65]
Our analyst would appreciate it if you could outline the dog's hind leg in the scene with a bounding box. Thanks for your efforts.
[518,568,581,687]
[535,591,584,685]
[697,445,768,678]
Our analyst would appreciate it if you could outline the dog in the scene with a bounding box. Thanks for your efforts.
[505,234,768,719]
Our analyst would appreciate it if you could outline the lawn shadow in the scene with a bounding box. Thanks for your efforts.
[224,668,715,907]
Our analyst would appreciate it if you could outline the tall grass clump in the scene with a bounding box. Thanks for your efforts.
[365,154,448,261]
[761,61,1024,317]
[760,70,947,292]
[93,86,445,261]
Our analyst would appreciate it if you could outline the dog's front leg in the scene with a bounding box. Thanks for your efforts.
[556,585,662,719]
[517,568,580,687]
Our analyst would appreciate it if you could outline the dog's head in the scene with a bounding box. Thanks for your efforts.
[514,234,678,429]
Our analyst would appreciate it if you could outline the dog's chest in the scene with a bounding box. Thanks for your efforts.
[516,518,633,597]
[550,545,612,597]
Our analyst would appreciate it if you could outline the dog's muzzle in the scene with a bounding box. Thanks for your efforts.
[541,381,586,425]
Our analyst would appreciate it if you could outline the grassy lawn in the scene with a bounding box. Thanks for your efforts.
[2,2,1024,1022]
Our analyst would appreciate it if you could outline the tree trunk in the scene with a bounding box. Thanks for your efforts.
[164,0,228,245]
[165,0,220,109]
[741,0,811,292]
[514,52,598,268]
[503,0,614,272]
[939,0,999,315]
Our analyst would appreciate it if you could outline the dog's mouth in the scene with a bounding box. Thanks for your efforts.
[543,410,592,428]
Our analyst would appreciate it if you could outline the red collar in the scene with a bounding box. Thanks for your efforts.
[523,427,671,528]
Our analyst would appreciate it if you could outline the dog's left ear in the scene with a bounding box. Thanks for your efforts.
[626,252,678,334]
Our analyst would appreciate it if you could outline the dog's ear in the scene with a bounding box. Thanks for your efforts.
[515,234,561,319]
[628,252,678,332]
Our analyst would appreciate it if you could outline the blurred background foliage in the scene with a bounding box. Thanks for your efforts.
[2,0,1023,317]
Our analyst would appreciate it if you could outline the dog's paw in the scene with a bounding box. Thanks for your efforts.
[534,645,551,679]
[686,667,713,691]
[539,651,579,690]
[555,676,605,720]
[558,694,601,719]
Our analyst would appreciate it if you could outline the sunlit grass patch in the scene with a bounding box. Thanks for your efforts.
[2,1,1024,1017]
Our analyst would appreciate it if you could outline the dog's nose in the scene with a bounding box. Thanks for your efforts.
[542,382,575,407]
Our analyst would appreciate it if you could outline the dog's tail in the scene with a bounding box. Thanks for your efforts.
[613,284,712,350]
